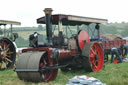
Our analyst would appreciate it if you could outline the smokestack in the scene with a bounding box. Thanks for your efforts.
[44,8,53,44]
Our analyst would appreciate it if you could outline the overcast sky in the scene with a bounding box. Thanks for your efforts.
[0,0,128,27]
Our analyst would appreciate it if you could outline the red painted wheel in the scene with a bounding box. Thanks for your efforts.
[82,42,104,72]
[40,53,58,82]
[78,30,90,50]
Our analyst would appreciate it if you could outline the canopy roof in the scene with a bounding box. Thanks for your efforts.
[0,20,21,25]
[37,14,107,25]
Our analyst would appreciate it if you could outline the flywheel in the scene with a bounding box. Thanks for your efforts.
[77,30,90,50]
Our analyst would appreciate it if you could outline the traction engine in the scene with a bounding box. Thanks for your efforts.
[15,8,107,82]
[0,20,20,70]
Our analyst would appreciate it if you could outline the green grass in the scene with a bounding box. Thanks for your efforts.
[0,62,128,85]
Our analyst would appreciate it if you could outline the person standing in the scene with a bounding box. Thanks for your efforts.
[120,44,128,59]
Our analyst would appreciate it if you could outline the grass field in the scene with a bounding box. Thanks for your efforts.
[0,62,128,85]
[1,28,128,85]
[17,31,46,41]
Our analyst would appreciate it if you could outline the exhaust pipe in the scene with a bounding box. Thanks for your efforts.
[44,8,53,45]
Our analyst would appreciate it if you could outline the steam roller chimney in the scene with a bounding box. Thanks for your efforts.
[44,8,53,45]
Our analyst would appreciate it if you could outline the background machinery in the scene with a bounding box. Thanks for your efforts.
[15,8,107,82]
[99,34,126,63]
[91,33,126,63]
[0,20,21,70]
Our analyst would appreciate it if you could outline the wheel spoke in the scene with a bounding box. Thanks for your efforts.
[4,46,10,51]
[43,58,47,65]
[91,48,96,55]
[7,52,13,55]
[1,41,7,50]
[6,55,11,58]
[93,63,98,69]
[91,60,97,69]
[5,57,12,63]
[5,59,8,68]
[5,44,10,49]
[3,43,6,50]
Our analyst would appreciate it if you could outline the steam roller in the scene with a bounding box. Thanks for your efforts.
[15,8,107,82]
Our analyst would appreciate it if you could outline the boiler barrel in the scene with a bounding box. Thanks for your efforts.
[57,49,77,60]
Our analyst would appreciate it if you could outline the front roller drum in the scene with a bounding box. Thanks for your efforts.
[16,51,58,82]
[82,42,104,72]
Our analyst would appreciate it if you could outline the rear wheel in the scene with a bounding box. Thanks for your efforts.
[82,42,104,72]
[0,38,16,70]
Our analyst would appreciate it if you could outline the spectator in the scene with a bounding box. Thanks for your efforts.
[111,47,122,63]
